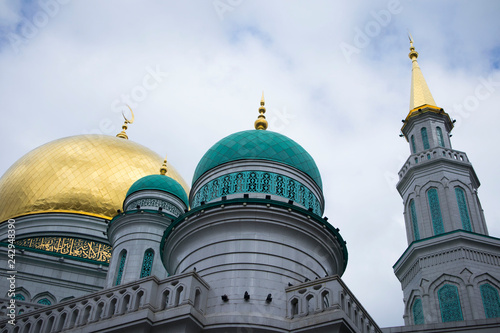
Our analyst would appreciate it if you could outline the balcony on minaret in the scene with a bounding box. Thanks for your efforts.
[398,147,470,180]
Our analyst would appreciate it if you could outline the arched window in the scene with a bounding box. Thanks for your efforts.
[412,298,424,325]
[455,188,471,231]
[115,250,127,286]
[37,298,51,305]
[436,127,445,147]
[480,284,500,318]
[140,249,154,278]
[427,188,444,235]
[411,135,416,153]
[438,284,463,322]
[421,127,430,150]
[410,200,420,240]
[13,294,25,301]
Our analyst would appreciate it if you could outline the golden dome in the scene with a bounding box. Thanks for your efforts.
[0,135,189,222]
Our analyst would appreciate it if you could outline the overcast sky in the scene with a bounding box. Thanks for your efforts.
[1,0,499,328]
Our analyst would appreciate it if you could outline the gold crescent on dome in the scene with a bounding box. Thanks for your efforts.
[122,105,135,124]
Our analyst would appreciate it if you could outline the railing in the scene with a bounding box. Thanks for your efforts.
[0,272,208,333]
[286,275,382,333]
[399,147,469,180]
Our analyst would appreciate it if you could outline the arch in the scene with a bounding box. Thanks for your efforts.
[321,289,330,309]
[43,316,55,333]
[421,127,430,150]
[409,199,420,240]
[436,127,445,147]
[55,312,67,332]
[119,294,131,315]
[115,250,127,286]
[107,298,118,318]
[412,298,424,325]
[22,322,31,333]
[8,287,30,301]
[33,291,56,306]
[161,289,171,310]
[34,320,43,333]
[68,309,79,329]
[455,187,472,231]
[80,305,92,325]
[305,294,315,314]
[480,283,500,318]
[411,135,416,153]
[133,290,145,311]
[290,298,299,317]
[427,188,444,235]
[194,288,201,310]
[438,284,463,322]
[94,302,105,321]
[140,248,155,278]
[340,293,345,310]
[174,285,185,306]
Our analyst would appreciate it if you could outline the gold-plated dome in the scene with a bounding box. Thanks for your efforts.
[0,135,189,222]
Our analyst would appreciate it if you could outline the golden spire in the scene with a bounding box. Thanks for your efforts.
[254,91,268,130]
[116,105,135,139]
[160,156,168,175]
[408,34,437,110]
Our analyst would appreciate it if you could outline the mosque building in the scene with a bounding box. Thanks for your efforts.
[0,41,499,333]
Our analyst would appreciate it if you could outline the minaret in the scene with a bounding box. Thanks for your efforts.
[394,38,500,326]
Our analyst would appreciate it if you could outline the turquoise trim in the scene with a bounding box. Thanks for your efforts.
[455,187,472,231]
[438,284,463,322]
[37,298,51,305]
[160,197,348,273]
[140,249,154,278]
[412,298,424,325]
[115,250,127,286]
[192,130,323,189]
[191,170,322,215]
[127,175,189,207]
[428,188,444,235]
[410,200,420,241]
[481,284,500,318]
[421,127,430,150]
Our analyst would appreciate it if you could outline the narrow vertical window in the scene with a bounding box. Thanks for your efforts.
[412,298,424,325]
[427,189,444,235]
[455,188,471,231]
[421,127,430,150]
[115,250,127,286]
[480,284,500,318]
[410,200,420,240]
[438,284,463,322]
[436,127,445,147]
[140,249,155,278]
[411,135,416,154]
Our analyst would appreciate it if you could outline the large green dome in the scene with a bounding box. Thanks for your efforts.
[192,130,322,189]
[127,175,189,207]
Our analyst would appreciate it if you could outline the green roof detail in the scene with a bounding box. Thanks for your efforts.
[192,130,322,189]
[127,175,189,207]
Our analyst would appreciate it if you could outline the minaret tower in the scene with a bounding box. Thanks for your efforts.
[394,38,500,326]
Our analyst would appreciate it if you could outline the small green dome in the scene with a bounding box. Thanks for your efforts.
[192,130,322,189]
[127,175,189,207]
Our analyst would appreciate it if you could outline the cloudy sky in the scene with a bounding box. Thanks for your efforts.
[1,0,499,327]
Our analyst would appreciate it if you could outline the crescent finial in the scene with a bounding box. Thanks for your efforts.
[122,105,135,124]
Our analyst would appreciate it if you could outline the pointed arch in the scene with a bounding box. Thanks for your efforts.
[438,284,463,322]
[454,187,472,231]
[33,291,56,306]
[115,249,127,286]
[409,199,420,240]
[427,188,444,235]
[140,248,155,278]
[480,283,500,318]
[421,127,430,150]
[436,127,445,147]
[412,298,424,325]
